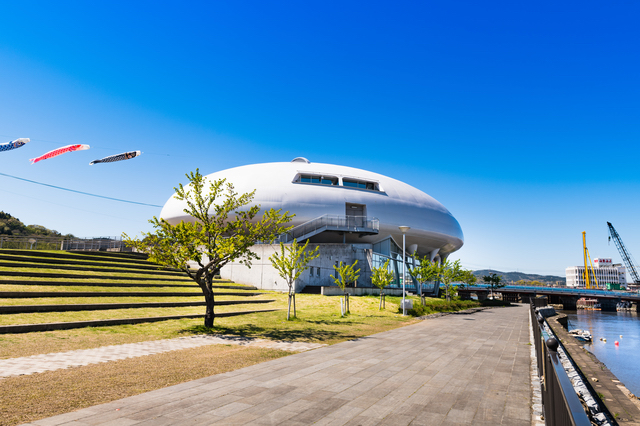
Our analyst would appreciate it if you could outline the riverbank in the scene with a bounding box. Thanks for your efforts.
[547,313,640,424]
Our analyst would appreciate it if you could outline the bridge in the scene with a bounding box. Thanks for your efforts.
[458,284,640,311]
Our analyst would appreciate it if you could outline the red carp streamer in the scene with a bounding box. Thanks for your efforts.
[30,144,90,164]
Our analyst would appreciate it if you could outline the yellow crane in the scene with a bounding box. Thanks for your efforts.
[582,231,599,289]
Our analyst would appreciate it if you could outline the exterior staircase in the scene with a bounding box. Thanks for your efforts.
[278,214,380,243]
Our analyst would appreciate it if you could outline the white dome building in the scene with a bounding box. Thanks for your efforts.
[160,158,464,293]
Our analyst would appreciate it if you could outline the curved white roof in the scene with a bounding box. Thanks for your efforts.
[160,159,464,257]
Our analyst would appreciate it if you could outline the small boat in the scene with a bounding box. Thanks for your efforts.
[569,329,592,342]
[617,301,632,311]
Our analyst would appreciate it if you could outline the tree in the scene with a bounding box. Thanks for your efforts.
[269,239,319,320]
[330,260,360,315]
[440,259,464,301]
[409,256,443,298]
[123,169,293,327]
[371,259,394,309]
[459,269,477,289]
[482,273,505,300]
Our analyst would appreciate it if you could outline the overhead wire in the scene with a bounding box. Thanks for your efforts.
[0,172,162,208]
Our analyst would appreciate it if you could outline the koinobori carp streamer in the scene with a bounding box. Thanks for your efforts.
[90,150,141,165]
[30,144,90,164]
[0,138,30,152]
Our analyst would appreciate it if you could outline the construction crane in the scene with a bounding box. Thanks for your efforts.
[582,232,599,289]
[607,222,640,286]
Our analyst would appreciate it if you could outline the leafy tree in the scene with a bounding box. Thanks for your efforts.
[0,211,71,237]
[269,239,319,320]
[331,260,360,315]
[459,269,477,289]
[482,273,505,299]
[409,256,443,297]
[123,169,293,327]
[371,259,394,309]
[440,259,464,301]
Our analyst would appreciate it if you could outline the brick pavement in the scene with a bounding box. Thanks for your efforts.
[21,304,532,425]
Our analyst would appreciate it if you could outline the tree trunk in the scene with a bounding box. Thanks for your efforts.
[202,271,216,328]
[293,293,296,318]
[379,293,383,310]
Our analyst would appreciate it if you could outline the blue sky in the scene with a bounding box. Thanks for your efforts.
[1,1,639,277]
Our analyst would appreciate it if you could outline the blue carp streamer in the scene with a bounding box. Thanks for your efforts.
[0,138,29,152]
[90,150,141,165]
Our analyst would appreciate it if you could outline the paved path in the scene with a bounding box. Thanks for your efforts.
[1,336,325,378]
[23,305,532,426]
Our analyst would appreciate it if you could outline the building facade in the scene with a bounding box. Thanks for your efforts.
[565,258,627,289]
[160,158,464,292]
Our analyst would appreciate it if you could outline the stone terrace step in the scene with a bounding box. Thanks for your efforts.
[0,299,275,314]
[0,249,151,265]
[67,250,149,260]
[0,279,254,290]
[0,271,192,281]
[0,309,280,334]
[0,262,187,276]
[0,291,263,298]
[0,254,182,272]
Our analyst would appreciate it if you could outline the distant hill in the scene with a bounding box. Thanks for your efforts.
[473,269,565,285]
[0,211,74,238]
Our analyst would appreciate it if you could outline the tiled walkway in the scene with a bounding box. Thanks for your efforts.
[22,304,532,425]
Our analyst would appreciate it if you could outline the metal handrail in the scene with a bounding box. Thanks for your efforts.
[530,303,592,426]
[278,214,379,243]
[465,284,640,300]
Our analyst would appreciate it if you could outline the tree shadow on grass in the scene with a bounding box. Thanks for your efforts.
[179,323,357,343]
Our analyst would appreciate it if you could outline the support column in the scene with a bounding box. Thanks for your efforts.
[598,298,619,312]
[559,296,579,311]
[429,248,439,263]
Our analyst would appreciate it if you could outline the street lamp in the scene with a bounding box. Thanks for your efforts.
[399,226,410,316]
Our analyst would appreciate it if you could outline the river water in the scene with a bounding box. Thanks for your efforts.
[561,310,640,396]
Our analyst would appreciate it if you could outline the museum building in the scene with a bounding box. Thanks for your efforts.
[160,158,464,293]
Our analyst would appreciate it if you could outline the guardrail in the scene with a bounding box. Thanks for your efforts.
[530,303,591,426]
[0,236,130,251]
[465,284,640,300]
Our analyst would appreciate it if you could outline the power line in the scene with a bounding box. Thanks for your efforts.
[0,172,162,208]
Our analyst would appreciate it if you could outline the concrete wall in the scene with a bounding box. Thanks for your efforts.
[220,243,373,292]
[320,287,404,296]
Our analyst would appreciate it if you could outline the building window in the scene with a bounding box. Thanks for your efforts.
[310,267,314,277]
[343,178,379,191]
[297,174,338,186]
[316,267,320,277]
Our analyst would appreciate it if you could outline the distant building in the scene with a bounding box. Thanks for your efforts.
[565,258,626,289]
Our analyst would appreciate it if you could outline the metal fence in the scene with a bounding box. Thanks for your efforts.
[0,236,130,252]
[530,303,591,426]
